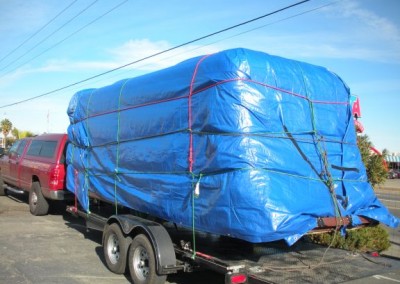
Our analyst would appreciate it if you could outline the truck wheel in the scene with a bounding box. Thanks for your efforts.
[128,234,167,284]
[0,175,6,196]
[29,182,49,216]
[103,223,129,274]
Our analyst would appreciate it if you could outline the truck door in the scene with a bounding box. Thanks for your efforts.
[8,140,28,187]
[1,140,20,183]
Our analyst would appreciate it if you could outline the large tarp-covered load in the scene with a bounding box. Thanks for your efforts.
[66,48,398,245]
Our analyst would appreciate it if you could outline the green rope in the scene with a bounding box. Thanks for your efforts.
[114,79,130,215]
[191,173,198,259]
[299,67,342,222]
[83,89,96,213]
[72,163,367,184]
[76,128,355,149]
[84,168,91,214]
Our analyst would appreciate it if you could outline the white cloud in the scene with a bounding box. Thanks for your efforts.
[107,38,220,71]
[238,32,399,64]
[0,38,221,87]
[0,67,28,87]
[0,38,221,133]
[226,0,400,63]
[0,35,222,126]
[110,39,170,64]
[338,1,400,42]
[315,0,400,62]
[39,59,118,72]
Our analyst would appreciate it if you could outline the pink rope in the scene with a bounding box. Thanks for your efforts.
[75,72,348,125]
[192,78,349,105]
[188,54,212,172]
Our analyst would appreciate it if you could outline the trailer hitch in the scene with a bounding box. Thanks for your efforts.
[313,215,372,233]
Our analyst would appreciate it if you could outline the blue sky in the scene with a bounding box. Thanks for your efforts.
[0,0,399,153]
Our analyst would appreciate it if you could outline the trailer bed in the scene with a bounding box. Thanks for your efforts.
[166,223,400,283]
[69,204,400,283]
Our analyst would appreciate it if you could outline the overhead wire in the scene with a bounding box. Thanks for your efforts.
[0,0,311,109]
[205,0,341,47]
[0,0,99,74]
[71,0,339,94]
[0,0,128,79]
[0,0,78,66]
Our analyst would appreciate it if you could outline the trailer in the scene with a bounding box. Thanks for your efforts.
[65,48,399,283]
[66,202,400,284]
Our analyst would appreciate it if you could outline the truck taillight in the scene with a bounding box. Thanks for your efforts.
[49,165,60,187]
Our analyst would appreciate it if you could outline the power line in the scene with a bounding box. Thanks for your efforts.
[0,0,99,74]
[0,1,78,66]
[203,1,341,49]
[0,0,310,109]
[0,0,128,79]
[73,0,336,93]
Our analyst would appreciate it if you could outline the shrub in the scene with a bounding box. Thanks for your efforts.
[308,134,391,252]
[307,225,390,252]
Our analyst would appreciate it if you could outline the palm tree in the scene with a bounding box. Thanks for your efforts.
[1,119,13,148]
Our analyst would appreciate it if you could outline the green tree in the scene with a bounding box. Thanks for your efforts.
[1,119,12,148]
[1,119,12,137]
[11,127,19,139]
[19,130,35,138]
[357,134,388,187]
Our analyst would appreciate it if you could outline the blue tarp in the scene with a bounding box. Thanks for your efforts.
[66,48,398,245]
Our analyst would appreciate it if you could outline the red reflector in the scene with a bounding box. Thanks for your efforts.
[370,251,380,257]
[230,274,247,284]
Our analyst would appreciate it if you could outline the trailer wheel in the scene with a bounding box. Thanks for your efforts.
[128,234,166,284]
[29,182,49,216]
[0,175,6,196]
[103,223,129,274]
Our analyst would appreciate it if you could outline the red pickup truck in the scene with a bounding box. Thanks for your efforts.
[0,133,69,215]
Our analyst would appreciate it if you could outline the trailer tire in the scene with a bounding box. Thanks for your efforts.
[29,182,49,216]
[0,175,6,196]
[103,223,129,274]
[128,234,167,284]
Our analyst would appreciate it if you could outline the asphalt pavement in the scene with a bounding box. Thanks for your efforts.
[0,194,223,284]
[375,179,400,259]
[1,179,400,284]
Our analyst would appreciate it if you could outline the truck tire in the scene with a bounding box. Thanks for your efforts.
[0,175,6,196]
[103,223,130,274]
[29,182,49,216]
[128,234,167,284]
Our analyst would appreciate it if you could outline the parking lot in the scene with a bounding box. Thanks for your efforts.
[1,180,400,284]
[0,194,129,284]
[0,194,223,284]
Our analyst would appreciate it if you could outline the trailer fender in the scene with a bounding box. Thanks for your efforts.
[107,214,177,275]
